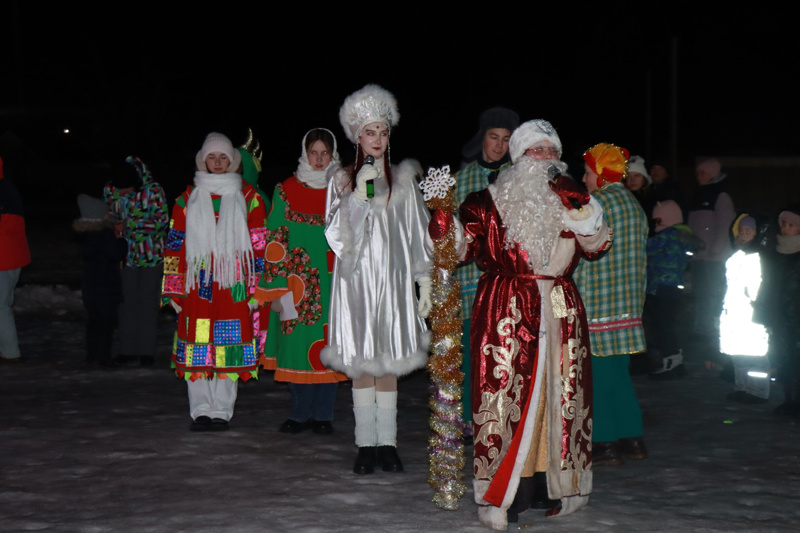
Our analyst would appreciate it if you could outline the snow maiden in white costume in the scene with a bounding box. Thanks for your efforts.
[322,84,433,474]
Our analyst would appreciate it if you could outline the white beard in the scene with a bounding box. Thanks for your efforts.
[489,157,567,272]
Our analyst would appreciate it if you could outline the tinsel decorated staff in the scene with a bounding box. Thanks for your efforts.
[420,165,467,510]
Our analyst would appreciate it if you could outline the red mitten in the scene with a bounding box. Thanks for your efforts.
[428,209,452,240]
[548,176,590,210]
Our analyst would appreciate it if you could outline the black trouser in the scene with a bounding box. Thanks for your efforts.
[85,303,119,365]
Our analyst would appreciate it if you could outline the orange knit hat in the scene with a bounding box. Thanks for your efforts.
[583,143,630,188]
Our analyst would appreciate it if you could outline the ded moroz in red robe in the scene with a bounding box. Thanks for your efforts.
[460,188,610,527]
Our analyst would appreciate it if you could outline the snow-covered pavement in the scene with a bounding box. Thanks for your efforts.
[2,285,799,532]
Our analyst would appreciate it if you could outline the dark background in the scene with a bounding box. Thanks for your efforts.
[2,3,798,217]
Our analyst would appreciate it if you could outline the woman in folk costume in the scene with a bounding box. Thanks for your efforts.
[162,132,267,431]
[454,120,610,529]
[322,85,433,474]
[574,143,649,466]
[257,128,348,435]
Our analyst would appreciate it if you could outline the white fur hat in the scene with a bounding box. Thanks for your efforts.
[508,119,562,163]
[339,84,399,144]
[195,132,242,171]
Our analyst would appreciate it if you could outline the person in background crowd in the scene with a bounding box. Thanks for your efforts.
[454,106,519,444]
[687,158,735,349]
[715,214,771,404]
[760,207,800,416]
[0,155,31,363]
[73,194,127,369]
[649,159,686,217]
[646,200,700,379]
[625,155,655,224]
[104,157,169,366]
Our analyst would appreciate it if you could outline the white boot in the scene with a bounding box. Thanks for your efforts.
[650,350,685,379]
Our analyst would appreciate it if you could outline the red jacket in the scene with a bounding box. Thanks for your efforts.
[0,156,31,270]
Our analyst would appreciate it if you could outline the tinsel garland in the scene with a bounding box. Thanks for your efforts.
[420,166,467,510]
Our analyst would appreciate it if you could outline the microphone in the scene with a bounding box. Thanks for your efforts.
[547,165,583,210]
[364,155,375,198]
[546,164,562,182]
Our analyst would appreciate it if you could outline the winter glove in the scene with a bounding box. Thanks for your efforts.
[548,176,590,210]
[169,299,183,314]
[563,196,603,235]
[428,208,451,240]
[426,210,466,260]
[353,164,379,201]
[417,275,432,318]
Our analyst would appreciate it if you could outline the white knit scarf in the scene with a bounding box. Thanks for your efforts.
[777,233,800,255]
[296,161,333,189]
[185,171,253,291]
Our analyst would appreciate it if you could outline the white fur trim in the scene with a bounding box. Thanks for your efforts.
[320,330,430,379]
[477,505,508,531]
[509,120,562,163]
[574,218,611,253]
[553,495,589,517]
[563,196,604,235]
[339,84,400,144]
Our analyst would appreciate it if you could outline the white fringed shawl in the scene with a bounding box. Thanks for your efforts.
[184,171,254,291]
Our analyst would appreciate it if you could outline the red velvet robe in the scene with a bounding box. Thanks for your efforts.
[460,189,610,519]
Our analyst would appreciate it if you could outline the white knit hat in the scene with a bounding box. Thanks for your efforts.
[339,84,399,144]
[627,155,652,184]
[195,132,242,171]
[508,119,562,163]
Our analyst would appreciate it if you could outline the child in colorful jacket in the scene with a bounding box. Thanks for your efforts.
[646,200,701,378]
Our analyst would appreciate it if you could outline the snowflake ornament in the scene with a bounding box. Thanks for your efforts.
[420,166,455,201]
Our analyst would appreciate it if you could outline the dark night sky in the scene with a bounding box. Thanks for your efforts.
[2,3,797,204]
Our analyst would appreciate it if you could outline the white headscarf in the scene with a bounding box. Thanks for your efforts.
[296,128,340,189]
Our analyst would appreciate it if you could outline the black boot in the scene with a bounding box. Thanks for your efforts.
[593,441,624,466]
[506,476,534,523]
[531,472,562,511]
[353,446,377,475]
[377,445,404,472]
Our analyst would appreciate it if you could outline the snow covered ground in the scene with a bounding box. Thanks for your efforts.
[3,280,800,532]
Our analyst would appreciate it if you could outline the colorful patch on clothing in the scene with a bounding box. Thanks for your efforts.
[166,228,185,251]
[265,226,290,263]
[163,274,183,294]
[164,256,180,274]
[198,270,213,301]
[214,319,242,344]
[262,246,322,332]
[250,227,267,250]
